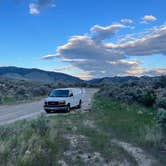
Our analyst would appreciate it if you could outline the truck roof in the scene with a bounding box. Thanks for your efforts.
[53,88,82,91]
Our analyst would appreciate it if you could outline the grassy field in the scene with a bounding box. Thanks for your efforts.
[0,95,165,165]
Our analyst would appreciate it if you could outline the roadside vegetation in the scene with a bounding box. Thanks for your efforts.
[0,93,166,165]
[98,76,166,133]
[0,75,166,165]
[93,96,166,163]
[0,77,55,105]
[0,112,139,165]
[0,77,88,105]
[92,75,166,164]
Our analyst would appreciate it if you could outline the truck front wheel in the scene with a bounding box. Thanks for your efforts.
[45,110,50,113]
[66,104,70,112]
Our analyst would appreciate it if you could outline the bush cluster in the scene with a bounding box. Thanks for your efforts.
[157,108,166,132]
[0,77,55,104]
[0,115,68,166]
[98,76,166,131]
[30,114,50,136]
[99,76,166,108]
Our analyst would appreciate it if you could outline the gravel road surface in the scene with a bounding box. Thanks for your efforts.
[0,88,98,125]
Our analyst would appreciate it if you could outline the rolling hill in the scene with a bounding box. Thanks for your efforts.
[0,66,83,84]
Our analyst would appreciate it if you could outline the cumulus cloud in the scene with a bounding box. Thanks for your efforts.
[141,15,157,23]
[121,19,133,24]
[56,35,125,61]
[90,24,126,41]
[143,68,166,76]
[128,68,166,77]
[107,25,166,56]
[55,31,139,77]
[42,22,166,79]
[29,0,55,15]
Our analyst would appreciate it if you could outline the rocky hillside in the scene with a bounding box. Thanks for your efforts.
[0,66,83,84]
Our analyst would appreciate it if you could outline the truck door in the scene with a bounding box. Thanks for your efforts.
[69,90,75,107]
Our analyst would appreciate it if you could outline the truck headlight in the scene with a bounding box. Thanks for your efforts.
[59,101,66,105]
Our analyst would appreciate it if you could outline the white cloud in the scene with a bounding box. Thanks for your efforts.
[127,68,166,77]
[55,31,138,77]
[60,59,87,63]
[29,0,55,15]
[29,3,40,15]
[42,22,166,78]
[56,35,124,61]
[143,68,166,76]
[90,24,126,41]
[121,19,133,24]
[141,15,157,24]
[107,25,166,56]
[41,54,56,59]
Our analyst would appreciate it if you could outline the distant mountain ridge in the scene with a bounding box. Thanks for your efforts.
[0,66,83,84]
[0,66,163,85]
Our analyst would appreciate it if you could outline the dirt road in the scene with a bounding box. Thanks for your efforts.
[0,88,98,125]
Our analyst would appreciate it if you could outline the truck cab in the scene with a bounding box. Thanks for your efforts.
[44,88,82,113]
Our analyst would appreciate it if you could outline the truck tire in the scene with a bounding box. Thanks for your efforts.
[66,104,70,112]
[77,100,82,109]
[45,110,50,113]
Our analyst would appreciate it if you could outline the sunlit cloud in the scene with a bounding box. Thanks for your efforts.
[141,15,157,24]
[42,20,166,78]
[41,54,56,59]
[90,24,126,41]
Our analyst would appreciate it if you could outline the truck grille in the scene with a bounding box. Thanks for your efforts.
[47,101,59,106]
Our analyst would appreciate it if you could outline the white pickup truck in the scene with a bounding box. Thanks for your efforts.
[44,88,82,113]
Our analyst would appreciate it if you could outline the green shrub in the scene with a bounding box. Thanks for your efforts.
[137,91,156,107]
[0,96,3,104]
[3,96,16,104]
[157,108,166,132]
[156,97,166,109]
[0,126,13,140]
[30,115,49,137]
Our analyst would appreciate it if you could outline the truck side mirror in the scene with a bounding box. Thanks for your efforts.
[69,93,73,97]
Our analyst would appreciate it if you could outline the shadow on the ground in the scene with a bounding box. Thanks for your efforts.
[45,107,79,114]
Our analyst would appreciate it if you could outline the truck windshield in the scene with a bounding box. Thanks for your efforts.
[49,90,69,97]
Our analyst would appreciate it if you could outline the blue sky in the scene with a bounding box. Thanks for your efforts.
[0,0,166,79]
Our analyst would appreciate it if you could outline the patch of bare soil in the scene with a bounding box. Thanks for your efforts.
[111,139,157,166]
[82,119,157,166]
[60,133,134,166]
[63,134,105,165]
